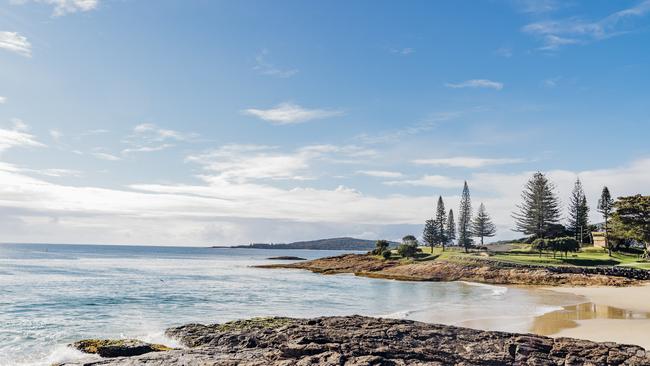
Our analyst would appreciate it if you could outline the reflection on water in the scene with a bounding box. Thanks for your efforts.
[531,302,650,335]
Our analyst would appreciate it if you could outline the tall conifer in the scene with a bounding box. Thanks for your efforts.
[458,181,473,252]
[512,172,562,238]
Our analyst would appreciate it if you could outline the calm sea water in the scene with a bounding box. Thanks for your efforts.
[0,244,582,366]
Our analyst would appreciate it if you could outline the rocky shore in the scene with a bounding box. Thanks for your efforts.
[61,315,649,365]
[257,254,644,286]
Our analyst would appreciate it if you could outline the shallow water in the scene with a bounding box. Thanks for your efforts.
[531,302,650,335]
[0,243,583,365]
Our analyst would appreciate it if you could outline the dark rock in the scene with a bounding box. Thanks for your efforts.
[266,256,307,260]
[70,339,172,358]
[61,316,650,365]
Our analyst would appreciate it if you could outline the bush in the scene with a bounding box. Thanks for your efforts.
[397,243,418,258]
[373,240,390,255]
[549,237,580,257]
[381,250,392,260]
[532,238,547,256]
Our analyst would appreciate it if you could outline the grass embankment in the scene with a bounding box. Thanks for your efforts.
[385,244,650,269]
[489,245,650,270]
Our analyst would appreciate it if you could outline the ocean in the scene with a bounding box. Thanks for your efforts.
[0,243,582,365]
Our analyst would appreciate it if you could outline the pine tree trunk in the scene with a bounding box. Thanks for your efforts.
[605,215,611,257]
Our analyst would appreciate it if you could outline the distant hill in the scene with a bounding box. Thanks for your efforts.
[229,237,398,251]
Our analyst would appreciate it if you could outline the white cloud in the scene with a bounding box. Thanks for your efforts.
[11,118,29,131]
[185,143,377,185]
[253,49,298,78]
[390,47,414,55]
[514,0,561,14]
[0,31,31,57]
[49,129,63,142]
[357,111,460,144]
[0,96,6,104]
[0,146,648,244]
[91,152,121,161]
[122,123,197,155]
[542,76,562,88]
[243,102,344,125]
[523,0,650,50]
[384,175,464,188]
[357,170,404,178]
[494,47,513,58]
[0,121,44,152]
[11,0,99,16]
[445,79,504,90]
[413,156,524,168]
[80,129,109,136]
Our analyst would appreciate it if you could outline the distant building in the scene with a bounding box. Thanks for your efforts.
[592,232,607,248]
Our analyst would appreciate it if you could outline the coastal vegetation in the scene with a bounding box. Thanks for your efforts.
[265,172,650,287]
[415,172,650,264]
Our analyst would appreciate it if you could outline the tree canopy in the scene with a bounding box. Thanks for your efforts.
[446,209,456,246]
[567,178,589,243]
[435,196,448,250]
[472,203,497,245]
[613,195,650,257]
[512,172,562,238]
[457,181,473,252]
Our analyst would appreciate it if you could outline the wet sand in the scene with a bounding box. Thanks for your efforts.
[540,284,650,349]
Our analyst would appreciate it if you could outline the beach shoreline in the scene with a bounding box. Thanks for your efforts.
[541,284,650,349]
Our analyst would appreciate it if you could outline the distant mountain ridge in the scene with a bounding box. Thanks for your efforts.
[229,237,397,251]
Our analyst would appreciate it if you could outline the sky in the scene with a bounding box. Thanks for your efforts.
[0,0,649,246]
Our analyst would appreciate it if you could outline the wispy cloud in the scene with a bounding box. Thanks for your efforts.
[494,46,513,58]
[513,0,561,14]
[11,0,99,16]
[0,121,44,152]
[187,143,376,184]
[389,47,414,55]
[357,111,460,144]
[253,49,298,78]
[445,79,504,90]
[188,144,312,183]
[384,175,464,188]
[356,170,404,178]
[413,156,524,168]
[91,152,121,161]
[523,0,650,50]
[243,102,344,125]
[122,123,198,155]
[0,31,32,57]
[542,76,562,88]
[49,129,63,142]
[0,96,6,104]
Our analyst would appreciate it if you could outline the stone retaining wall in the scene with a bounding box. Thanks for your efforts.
[461,256,650,280]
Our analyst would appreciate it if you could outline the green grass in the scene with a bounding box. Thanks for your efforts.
[378,243,649,270]
[409,244,650,269]
[486,244,648,268]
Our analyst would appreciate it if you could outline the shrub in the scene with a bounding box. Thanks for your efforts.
[374,240,390,255]
[381,250,392,260]
[531,238,547,256]
[549,237,580,257]
[397,243,418,258]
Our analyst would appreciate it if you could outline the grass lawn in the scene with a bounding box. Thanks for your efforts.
[485,244,650,269]
[382,244,650,269]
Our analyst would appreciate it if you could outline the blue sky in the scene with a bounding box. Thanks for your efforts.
[0,0,649,245]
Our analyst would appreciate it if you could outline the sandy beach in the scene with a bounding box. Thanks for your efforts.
[543,284,650,349]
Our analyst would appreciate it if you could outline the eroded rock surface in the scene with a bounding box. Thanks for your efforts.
[258,254,643,286]
[61,316,650,365]
[70,339,173,358]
